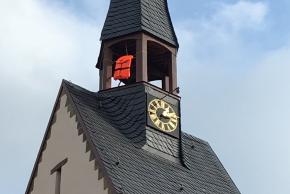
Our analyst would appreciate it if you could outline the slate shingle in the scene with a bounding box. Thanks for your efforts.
[101,0,179,47]
[62,80,240,194]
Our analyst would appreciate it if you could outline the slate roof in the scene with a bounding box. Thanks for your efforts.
[61,80,240,194]
[101,0,179,47]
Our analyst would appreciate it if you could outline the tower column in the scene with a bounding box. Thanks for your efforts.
[162,76,170,92]
[169,52,177,94]
[136,34,148,82]
[100,43,113,90]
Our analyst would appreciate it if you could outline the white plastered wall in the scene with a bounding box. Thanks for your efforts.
[30,94,109,194]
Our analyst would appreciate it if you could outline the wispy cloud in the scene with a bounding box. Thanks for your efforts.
[176,1,268,68]
[214,1,268,31]
[0,0,102,89]
[175,1,290,194]
[0,0,103,193]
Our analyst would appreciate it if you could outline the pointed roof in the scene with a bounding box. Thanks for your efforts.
[26,80,240,194]
[101,0,179,48]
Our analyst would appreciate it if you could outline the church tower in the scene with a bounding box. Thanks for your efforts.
[25,1,241,194]
[97,0,179,92]
[95,0,182,162]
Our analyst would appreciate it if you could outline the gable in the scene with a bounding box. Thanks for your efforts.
[26,93,112,194]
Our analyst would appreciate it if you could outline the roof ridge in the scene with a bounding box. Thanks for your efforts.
[206,146,241,194]
[62,79,95,95]
[182,132,210,146]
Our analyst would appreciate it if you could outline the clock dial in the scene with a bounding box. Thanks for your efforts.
[148,99,179,132]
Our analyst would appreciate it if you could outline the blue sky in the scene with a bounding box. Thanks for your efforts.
[1,0,290,194]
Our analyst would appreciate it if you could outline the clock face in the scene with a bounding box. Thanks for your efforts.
[148,99,179,132]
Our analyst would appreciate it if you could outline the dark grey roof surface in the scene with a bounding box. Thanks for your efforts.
[63,80,240,194]
[101,0,179,47]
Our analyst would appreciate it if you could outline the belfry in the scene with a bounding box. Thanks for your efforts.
[97,0,178,92]
[25,1,241,194]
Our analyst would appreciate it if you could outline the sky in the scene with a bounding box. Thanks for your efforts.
[0,0,290,193]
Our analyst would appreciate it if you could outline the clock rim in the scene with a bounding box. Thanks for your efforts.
[147,99,178,133]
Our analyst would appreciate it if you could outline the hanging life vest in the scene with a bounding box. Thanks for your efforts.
[113,55,133,80]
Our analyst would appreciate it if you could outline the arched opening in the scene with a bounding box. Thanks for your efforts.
[147,41,172,90]
[110,39,136,85]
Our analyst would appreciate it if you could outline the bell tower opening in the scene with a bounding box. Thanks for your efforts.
[147,40,174,91]
[111,39,137,86]
[97,34,178,94]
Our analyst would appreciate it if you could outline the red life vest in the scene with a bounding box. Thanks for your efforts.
[113,55,133,80]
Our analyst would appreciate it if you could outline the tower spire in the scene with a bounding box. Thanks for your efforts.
[100,0,178,47]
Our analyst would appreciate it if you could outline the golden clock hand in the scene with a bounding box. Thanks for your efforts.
[161,109,171,119]
[162,107,170,116]
[167,113,180,119]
